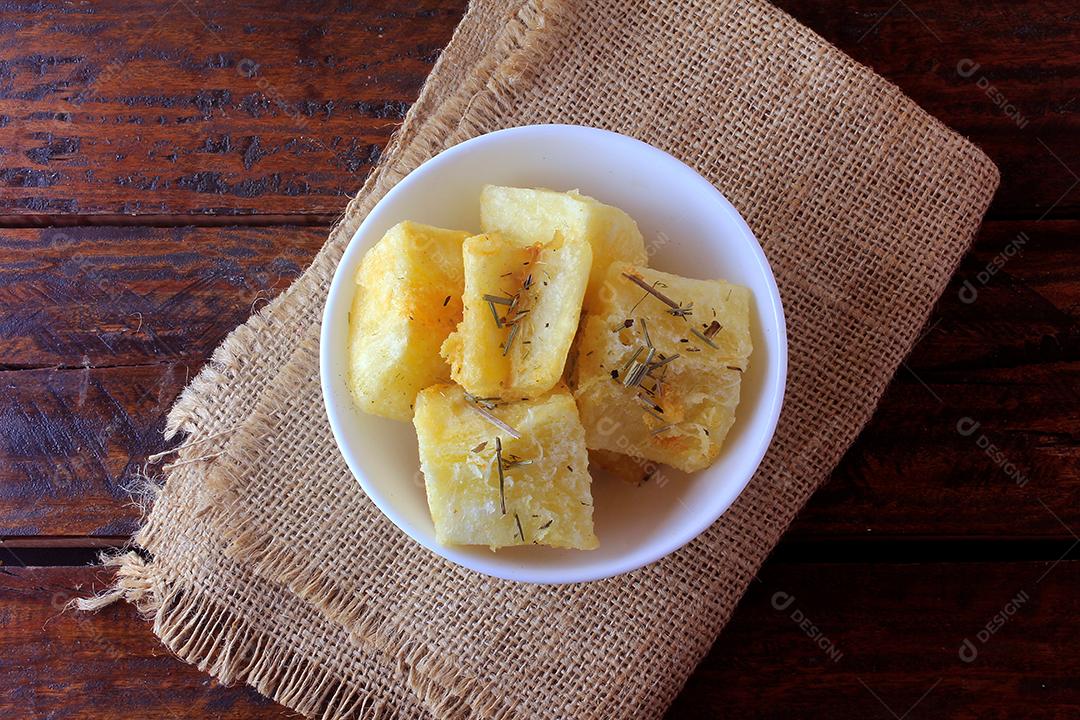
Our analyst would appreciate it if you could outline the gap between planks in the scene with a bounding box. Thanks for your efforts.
[3,537,1078,566]
[0,213,339,229]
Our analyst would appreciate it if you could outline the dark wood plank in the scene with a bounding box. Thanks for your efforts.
[913,221,1078,373]
[1,220,1077,540]
[0,0,1075,220]
[792,220,1080,539]
[0,0,465,218]
[0,566,289,719]
[0,223,325,538]
[793,363,1080,540]
[669,559,1080,719]
[3,562,1075,718]
[775,0,1080,219]
[0,225,325,368]
[0,364,186,537]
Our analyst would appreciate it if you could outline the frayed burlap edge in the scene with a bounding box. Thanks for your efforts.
[78,553,402,720]
[147,4,575,719]
[83,2,573,719]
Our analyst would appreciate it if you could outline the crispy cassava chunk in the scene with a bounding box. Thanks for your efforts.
[441,231,590,398]
[572,262,752,473]
[479,185,647,309]
[347,221,469,421]
[413,384,597,550]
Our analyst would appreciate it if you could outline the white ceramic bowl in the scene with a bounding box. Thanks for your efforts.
[321,125,786,584]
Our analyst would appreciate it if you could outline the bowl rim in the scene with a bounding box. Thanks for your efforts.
[320,123,788,584]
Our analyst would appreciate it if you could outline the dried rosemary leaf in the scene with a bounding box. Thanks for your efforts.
[463,392,498,409]
[667,301,693,317]
[502,322,520,356]
[495,437,507,514]
[486,299,503,329]
[649,353,680,370]
[634,395,664,414]
[690,328,719,349]
[468,402,521,439]
[622,272,680,309]
[623,360,650,388]
[621,346,644,375]
[640,317,653,349]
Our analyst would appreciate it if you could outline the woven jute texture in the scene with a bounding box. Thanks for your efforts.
[100,0,999,718]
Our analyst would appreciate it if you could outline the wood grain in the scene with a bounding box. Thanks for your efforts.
[0,225,325,368]
[793,220,1080,539]
[3,563,1075,719]
[669,559,1080,719]
[0,364,186,537]
[0,0,1075,220]
[0,0,465,219]
[776,0,1080,219]
[0,566,291,719]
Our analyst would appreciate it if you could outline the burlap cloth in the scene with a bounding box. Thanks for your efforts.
[91,0,999,717]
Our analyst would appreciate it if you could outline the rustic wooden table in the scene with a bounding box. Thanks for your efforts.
[0,1,1076,717]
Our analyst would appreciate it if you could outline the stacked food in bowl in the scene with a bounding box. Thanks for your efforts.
[345,185,753,552]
